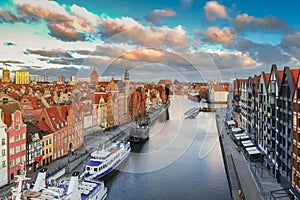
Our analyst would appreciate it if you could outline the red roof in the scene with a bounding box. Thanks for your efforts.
[94,93,108,104]
[264,73,271,85]
[38,121,52,133]
[290,69,300,87]
[28,96,45,109]
[45,107,66,131]
[7,92,21,100]
[3,111,12,127]
[278,70,284,81]
[213,85,228,92]
[158,79,172,85]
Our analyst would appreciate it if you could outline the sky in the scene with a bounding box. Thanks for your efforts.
[0,0,300,82]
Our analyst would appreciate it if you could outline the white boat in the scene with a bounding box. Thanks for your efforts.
[83,141,131,180]
[9,168,107,200]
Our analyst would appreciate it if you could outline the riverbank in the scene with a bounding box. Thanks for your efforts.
[0,102,169,198]
[216,108,289,200]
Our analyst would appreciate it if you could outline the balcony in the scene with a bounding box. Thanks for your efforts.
[293,153,297,159]
[298,141,300,148]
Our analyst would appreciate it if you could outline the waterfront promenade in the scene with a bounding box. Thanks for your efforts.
[216,108,289,200]
[0,104,167,199]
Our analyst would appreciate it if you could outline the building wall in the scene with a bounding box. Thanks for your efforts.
[15,71,30,84]
[0,109,8,187]
[7,111,27,183]
[41,133,54,166]
[291,78,300,198]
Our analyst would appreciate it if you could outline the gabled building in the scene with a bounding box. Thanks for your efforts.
[3,110,27,183]
[208,85,229,103]
[0,108,8,187]
[291,70,300,199]
[276,67,300,186]
[257,72,270,154]
[38,121,53,166]
[25,122,43,173]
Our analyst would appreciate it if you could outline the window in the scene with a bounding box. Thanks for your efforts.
[15,124,19,130]
[2,161,6,168]
[16,135,20,142]
[10,160,14,167]
[49,139,52,144]
[16,157,20,165]
[2,149,5,156]
[22,155,26,163]
[22,144,26,151]
[10,148,14,155]
[49,147,52,153]
[1,138,5,145]
[9,137,14,143]
[16,146,20,153]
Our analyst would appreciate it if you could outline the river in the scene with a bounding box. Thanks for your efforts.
[105,96,231,200]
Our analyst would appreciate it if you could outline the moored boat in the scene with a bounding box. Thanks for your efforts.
[188,92,201,102]
[83,141,131,180]
[8,168,107,200]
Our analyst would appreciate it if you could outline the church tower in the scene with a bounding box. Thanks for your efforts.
[90,67,99,85]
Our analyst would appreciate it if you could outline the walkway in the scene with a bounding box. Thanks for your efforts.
[216,108,289,200]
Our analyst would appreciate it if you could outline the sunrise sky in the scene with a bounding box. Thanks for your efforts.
[0,0,299,81]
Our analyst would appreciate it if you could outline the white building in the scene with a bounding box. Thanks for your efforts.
[208,85,229,103]
[0,108,8,187]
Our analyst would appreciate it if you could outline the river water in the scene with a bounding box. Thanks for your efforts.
[105,96,231,200]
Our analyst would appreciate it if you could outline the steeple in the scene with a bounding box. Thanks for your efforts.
[124,69,129,81]
[90,66,99,85]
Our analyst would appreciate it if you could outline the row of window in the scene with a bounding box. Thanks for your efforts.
[10,144,26,155]
[42,138,52,147]
[9,133,26,143]
[9,155,26,168]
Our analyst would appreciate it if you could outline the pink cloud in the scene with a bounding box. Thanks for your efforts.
[204,1,228,21]
[204,27,237,44]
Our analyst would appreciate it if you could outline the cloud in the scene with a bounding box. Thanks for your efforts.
[204,1,228,21]
[47,23,86,41]
[99,16,142,38]
[4,42,17,46]
[146,9,176,25]
[0,9,20,23]
[235,38,291,66]
[207,50,257,69]
[203,27,237,44]
[0,60,24,64]
[25,49,73,58]
[100,17,189,49]
[231,14,291,33]
[14,0,99,41]
[121,48,165,62]
[280,32,300,61]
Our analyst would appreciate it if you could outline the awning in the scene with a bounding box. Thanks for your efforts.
[248,149,261,155]
[232,127,243,133]
[241,140,255,147]
[226,120,236,126]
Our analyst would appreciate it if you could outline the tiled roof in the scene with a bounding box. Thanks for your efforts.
[38,121,52,133]
[3,111,12,127]
[290,69,300,87]
[27,96,44,109]
[45,107,66,131]
[265,73,271,85]
[7,92,21,100]
[158,79,172,85]
[213,85,229,92]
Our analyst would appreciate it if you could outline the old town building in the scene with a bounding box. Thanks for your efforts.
[25,122,43,173]
[0,109,8,187]
[3,110,27,183]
